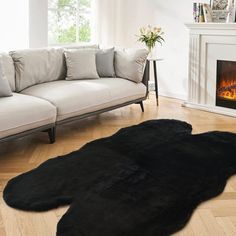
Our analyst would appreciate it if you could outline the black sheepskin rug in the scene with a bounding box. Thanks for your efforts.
[3,120,236,236]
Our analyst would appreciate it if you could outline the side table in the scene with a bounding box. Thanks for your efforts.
[147,58,164,106]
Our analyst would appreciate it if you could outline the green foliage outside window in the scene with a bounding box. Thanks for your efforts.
[48,0,92,45]
[79,0,91,8]
[58,26,77,43]
[79,20,91,42]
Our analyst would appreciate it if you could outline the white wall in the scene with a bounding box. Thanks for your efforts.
[0,0,47,51]
[110,0,210,100]
[0,0,29,51]
[29,0,48,48]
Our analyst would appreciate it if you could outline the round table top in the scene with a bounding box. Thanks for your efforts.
[147,58,164,61]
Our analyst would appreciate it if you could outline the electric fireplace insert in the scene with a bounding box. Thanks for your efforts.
[216,60,236,110]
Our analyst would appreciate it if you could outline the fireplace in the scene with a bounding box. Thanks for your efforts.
[216,60,236,110]
[185,23,236,117]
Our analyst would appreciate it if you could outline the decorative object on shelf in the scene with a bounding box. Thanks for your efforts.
[210,0,236,22]
[228,0,236,22]
[137,25,164,58]
[193,0,236,22]
[211,0,229,10]
[212,10,229,22]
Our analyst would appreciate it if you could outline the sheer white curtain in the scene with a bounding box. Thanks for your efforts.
[94,0,124,47]
[0,0,29,52]
[93,0,156,48]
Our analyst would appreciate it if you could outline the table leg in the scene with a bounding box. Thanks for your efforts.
[153,61,159,106]
[147,60,150,99]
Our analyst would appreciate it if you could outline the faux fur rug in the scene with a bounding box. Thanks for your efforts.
[3,120,236,236]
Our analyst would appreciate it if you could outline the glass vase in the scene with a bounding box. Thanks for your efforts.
[147,46,156,59]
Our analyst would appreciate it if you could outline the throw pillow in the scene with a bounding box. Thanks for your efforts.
[0,56,12,97]
[65,50,99,80]
[96,48,115,77]
[115,48,148,83]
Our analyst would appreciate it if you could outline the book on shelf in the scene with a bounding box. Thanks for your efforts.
[193,3,200,22]
[193,3,198,22]
[203,4,213,22]
[193,3,209,22]
[199,4,205,22]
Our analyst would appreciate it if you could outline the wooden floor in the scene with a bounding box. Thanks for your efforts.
[1,93,236,236]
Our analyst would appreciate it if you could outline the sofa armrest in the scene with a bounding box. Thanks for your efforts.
[142,61,150,96]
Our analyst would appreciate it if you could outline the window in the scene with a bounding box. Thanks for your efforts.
[48,0,93,45]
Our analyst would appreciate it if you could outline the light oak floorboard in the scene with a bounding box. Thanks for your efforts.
[1,94,236,236]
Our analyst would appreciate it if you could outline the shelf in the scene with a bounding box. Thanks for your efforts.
[185,22,236,30]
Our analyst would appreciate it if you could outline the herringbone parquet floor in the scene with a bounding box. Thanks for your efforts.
[1,94,236,236]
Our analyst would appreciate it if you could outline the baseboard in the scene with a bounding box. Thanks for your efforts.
[159,91,186,100]
[148,81,187,100]
[183,101,236,118]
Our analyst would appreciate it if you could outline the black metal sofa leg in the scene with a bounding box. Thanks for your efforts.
[47,127,56,144]
[138,101,144,112]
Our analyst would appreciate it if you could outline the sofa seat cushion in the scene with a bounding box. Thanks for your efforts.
[21,78,147,122]
[0,93,57,139]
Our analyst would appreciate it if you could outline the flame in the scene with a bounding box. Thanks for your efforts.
[217,79,236,101]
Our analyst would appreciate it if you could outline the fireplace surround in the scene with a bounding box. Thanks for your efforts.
[184,23,236,117]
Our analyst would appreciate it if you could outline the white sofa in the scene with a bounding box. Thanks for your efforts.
[0,47,149,143]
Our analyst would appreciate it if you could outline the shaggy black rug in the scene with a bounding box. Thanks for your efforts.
[3,120,236,236]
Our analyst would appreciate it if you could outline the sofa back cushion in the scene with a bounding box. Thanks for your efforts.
[10,48,66,92]
[0,56,13,97]
[115,48,148,83]
[0,53,16,91]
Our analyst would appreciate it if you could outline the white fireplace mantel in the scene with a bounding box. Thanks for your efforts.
[185,23,236,31]
[183,23,236,117]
